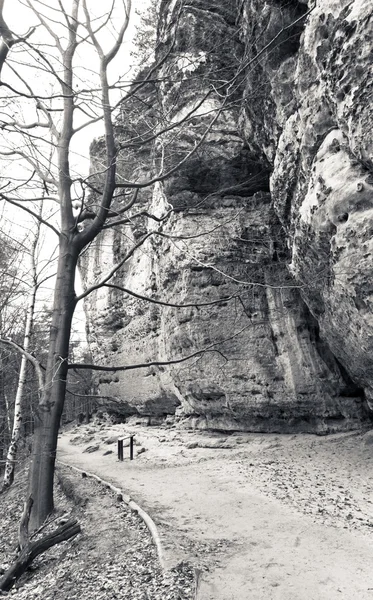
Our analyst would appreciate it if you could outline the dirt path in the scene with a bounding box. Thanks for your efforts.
[58,424,373,599]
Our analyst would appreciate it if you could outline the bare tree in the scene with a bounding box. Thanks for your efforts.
[0,0,227,530]
[0,0,316,534]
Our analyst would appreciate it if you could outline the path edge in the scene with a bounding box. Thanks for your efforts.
[56,460,168,571]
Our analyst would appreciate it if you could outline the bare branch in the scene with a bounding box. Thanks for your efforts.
[102,208,173,229]
[170,239,301,290]
[0,517,81,592]
[226,2,317,89]
[75,232,153,302]
[117,90,211,152]
[0,118,49,130]
[0,338,45,392]
[115,103,224,189]
[68,326,251,372]
[76,189,139,223]
[0,79,74,100]
[25,0,63,53]
[103,0,131,66]
[82,0,103,58]
[0,149,57,185]
[0,194,60,236]
[0,1,35,74]
[103,283,240,309]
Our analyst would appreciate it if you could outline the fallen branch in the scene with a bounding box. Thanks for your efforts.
[0,515,80,592]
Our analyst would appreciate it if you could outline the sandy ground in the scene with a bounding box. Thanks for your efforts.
[58,421,373,599]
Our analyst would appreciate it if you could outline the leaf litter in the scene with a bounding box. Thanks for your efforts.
[0,465,195,599]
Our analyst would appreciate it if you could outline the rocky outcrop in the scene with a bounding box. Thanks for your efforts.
[81,0,372,432]
[270,2,373,406]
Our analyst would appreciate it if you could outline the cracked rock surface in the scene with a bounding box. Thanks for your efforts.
[82,0,373,431]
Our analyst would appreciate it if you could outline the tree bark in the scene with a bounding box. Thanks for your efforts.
[26,3,81,530]
[18,496,33,551]
[27,237,78,530]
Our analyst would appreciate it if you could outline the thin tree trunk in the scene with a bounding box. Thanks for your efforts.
[28,237,78,530]
[0,332,12,440]
[3,393,11,435]
[2,217,40,489]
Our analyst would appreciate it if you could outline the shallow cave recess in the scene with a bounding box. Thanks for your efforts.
[163,147,271,213]
[334,358,365,400]
[252,0,310,69]
[305,308,366,401]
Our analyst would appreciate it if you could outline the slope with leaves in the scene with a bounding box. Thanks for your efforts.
[0,462,195,598]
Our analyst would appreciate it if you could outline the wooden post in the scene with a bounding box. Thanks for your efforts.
[130,435,134,461]
[118,439,123,461]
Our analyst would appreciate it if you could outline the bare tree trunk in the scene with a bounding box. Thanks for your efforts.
[3,220,40,489]
[1,339,12,437]
[3,393,11,435]
[27,237,78,530]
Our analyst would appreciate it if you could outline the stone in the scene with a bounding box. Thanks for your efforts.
[81,0,372,433]
[363,431,373,446]
[104,436,118,445]
[185,442,199,449]
[83,445,100,453]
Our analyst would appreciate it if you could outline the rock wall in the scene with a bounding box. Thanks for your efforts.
[81,0,372,432]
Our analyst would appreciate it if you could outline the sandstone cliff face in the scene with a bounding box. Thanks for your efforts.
[81,0,372,432]
[269,1,373,406]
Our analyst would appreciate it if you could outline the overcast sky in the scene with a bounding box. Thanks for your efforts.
[3,0,150,176]
[0,0,151,345]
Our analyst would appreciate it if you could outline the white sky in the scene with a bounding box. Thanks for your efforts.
[3,0,149,176]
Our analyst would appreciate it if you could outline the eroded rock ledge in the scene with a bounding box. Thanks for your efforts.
[81,0,373,433]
